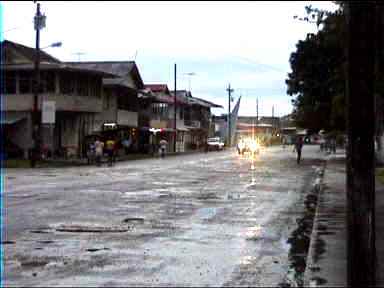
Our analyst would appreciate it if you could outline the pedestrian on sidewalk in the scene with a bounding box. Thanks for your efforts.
[94,137,104,167]
[295,136,304,164]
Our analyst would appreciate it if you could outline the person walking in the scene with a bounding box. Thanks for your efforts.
[295,136,304,164]
[105,137,116,167]
[122,135,131,155]
[159,138,168,158]
[87,141,96,165]
[94,137,104,167]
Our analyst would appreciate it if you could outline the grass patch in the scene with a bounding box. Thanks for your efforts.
[376,168,384,184]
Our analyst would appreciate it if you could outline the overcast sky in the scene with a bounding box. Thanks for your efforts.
[1,1,339,117]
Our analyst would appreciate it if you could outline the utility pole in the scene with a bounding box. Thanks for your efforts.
[31,2,45,168]
[346,3,376,286]
[174,63,177,153]
[256,98,259,126]
[227,84,234,147]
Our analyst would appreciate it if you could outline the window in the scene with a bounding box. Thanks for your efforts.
[60,72,74,95]
[19,71,32,94]
[103,90,110,110]
[4,71,16,94]
[118,89,138,111]
[40,71,55,93]
[152,103,169,117]
[179,106,184,119]
[76,74,88,96]
[89,76,101,98]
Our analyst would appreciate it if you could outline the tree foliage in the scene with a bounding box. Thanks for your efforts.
[286,5,346,133]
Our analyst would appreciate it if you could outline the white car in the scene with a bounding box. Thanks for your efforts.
[207,137,225,151]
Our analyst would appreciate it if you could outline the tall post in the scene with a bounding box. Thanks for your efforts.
[256,97,259,127]
[174,63,177,153]
[346,3,376,286]
[31,2,42,168]
[227,83,234,147]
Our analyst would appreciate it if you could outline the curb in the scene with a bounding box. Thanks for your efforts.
[303,156,327,287]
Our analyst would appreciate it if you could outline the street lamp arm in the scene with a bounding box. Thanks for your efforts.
[41,42,62,50]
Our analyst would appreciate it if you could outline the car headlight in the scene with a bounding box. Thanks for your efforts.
[249,141,259,152]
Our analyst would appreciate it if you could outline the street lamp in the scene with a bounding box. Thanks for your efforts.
[41,41,62,50]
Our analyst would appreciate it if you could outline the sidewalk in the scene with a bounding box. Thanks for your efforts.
[35,148,212,168]
[304,150,384,287]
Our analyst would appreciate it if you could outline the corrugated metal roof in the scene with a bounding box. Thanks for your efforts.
[189,96,223,108]
[2,40,61,64]
[65,61,144,89]
[2,63,116,77]
[66,61,135,77]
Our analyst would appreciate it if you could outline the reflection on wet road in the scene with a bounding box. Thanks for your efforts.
[3,146,324,287]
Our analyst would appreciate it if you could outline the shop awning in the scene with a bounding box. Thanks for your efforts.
[1,115,25,125]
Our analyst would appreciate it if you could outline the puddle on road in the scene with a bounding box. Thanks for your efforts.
[195,207,220,221]
[279,188,319,287]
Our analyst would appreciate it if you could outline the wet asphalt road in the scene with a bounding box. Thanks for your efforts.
[3,145,324,287]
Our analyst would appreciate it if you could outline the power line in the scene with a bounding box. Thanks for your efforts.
[232,56,287,73]
[1,20,34,34]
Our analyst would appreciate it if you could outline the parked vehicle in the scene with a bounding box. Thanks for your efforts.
[207,137,225,151]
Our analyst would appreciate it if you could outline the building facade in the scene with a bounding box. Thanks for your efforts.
[2,40,113,159]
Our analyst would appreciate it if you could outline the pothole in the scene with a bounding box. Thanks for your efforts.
[21,260,49,268]
[86,248,110,252]
[122,217,145,224]
[30,229,52,234]
[37,240,54,244]
[1,241,15,245]
[197,193,220,200]
[55,224,131,233]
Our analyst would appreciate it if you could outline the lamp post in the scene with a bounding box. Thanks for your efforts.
[226,84,234,147]
[31,2,46,168]
[31,3,61,167]
[174,64,177,153]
